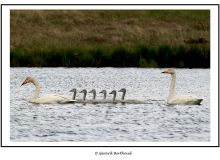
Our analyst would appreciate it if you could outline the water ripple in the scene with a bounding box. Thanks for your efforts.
[10,68,210,142]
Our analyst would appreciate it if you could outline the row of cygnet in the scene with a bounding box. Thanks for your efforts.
[69,88,145,104]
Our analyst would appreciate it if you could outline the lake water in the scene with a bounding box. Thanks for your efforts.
[10,68,210,142]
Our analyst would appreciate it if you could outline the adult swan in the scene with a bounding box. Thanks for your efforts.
[162,68,203,105]
[21,77,76,104]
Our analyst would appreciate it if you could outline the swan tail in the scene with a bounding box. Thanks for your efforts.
[197,99,203,104]
[188,98,203,105]
[60,100,76,104]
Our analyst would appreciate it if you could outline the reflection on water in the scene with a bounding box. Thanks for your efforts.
[10,68,210,142]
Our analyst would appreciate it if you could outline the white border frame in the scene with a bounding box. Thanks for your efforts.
[2,4,219,147]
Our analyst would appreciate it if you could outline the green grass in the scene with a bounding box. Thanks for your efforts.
[10,10,210,68]
[10,44,210,68]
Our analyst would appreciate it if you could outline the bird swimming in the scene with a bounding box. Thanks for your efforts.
[162,68,203,105]
[118,88,145,104]
[21,77,76,104]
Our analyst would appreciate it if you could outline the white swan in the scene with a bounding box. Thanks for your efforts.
[162,68,203,105]
[118,88,145,104]
[21,77,76,104]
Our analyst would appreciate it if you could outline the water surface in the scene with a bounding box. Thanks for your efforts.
[10,68,210,142]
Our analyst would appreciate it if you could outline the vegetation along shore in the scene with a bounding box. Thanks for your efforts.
[10,10,210,68]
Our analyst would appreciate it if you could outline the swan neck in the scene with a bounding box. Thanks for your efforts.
[103,93,106,99]
[72,91,76,100]
[168,73,176,102]
[83,92,87,101]
[93,92,96,99]
[29,79,40,102]
[113,93,116,101]
[122,91,126,100]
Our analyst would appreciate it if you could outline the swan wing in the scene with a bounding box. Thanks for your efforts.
[170,95,203,105]
[54,94,71,100]
[34,94,76,104]
[54,94,76,103]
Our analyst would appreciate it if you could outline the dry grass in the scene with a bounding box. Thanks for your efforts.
[10,10,210,51]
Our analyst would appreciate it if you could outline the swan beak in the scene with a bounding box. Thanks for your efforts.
[69,88,76,92]
[79,90,84,93]
[21,80,27,86]
[162,69,169,73]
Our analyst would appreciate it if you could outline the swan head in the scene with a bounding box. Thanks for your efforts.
[109,90,116,95]
[79,89,87,94]
[118,88,126,93]
[99,90,106,94]
[21,77,33,86]
[162,68,175,74]
[89,89,96,94]
[69,88,76,92]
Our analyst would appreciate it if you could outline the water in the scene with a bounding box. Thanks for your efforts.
[10,68,210,142]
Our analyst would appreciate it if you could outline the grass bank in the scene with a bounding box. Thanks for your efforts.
[10,10,210,68]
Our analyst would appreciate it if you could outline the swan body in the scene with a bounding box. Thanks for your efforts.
[118,88,145,104]
[162,68,203,105]
[167,95,203,105]
[21,77,76,104]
